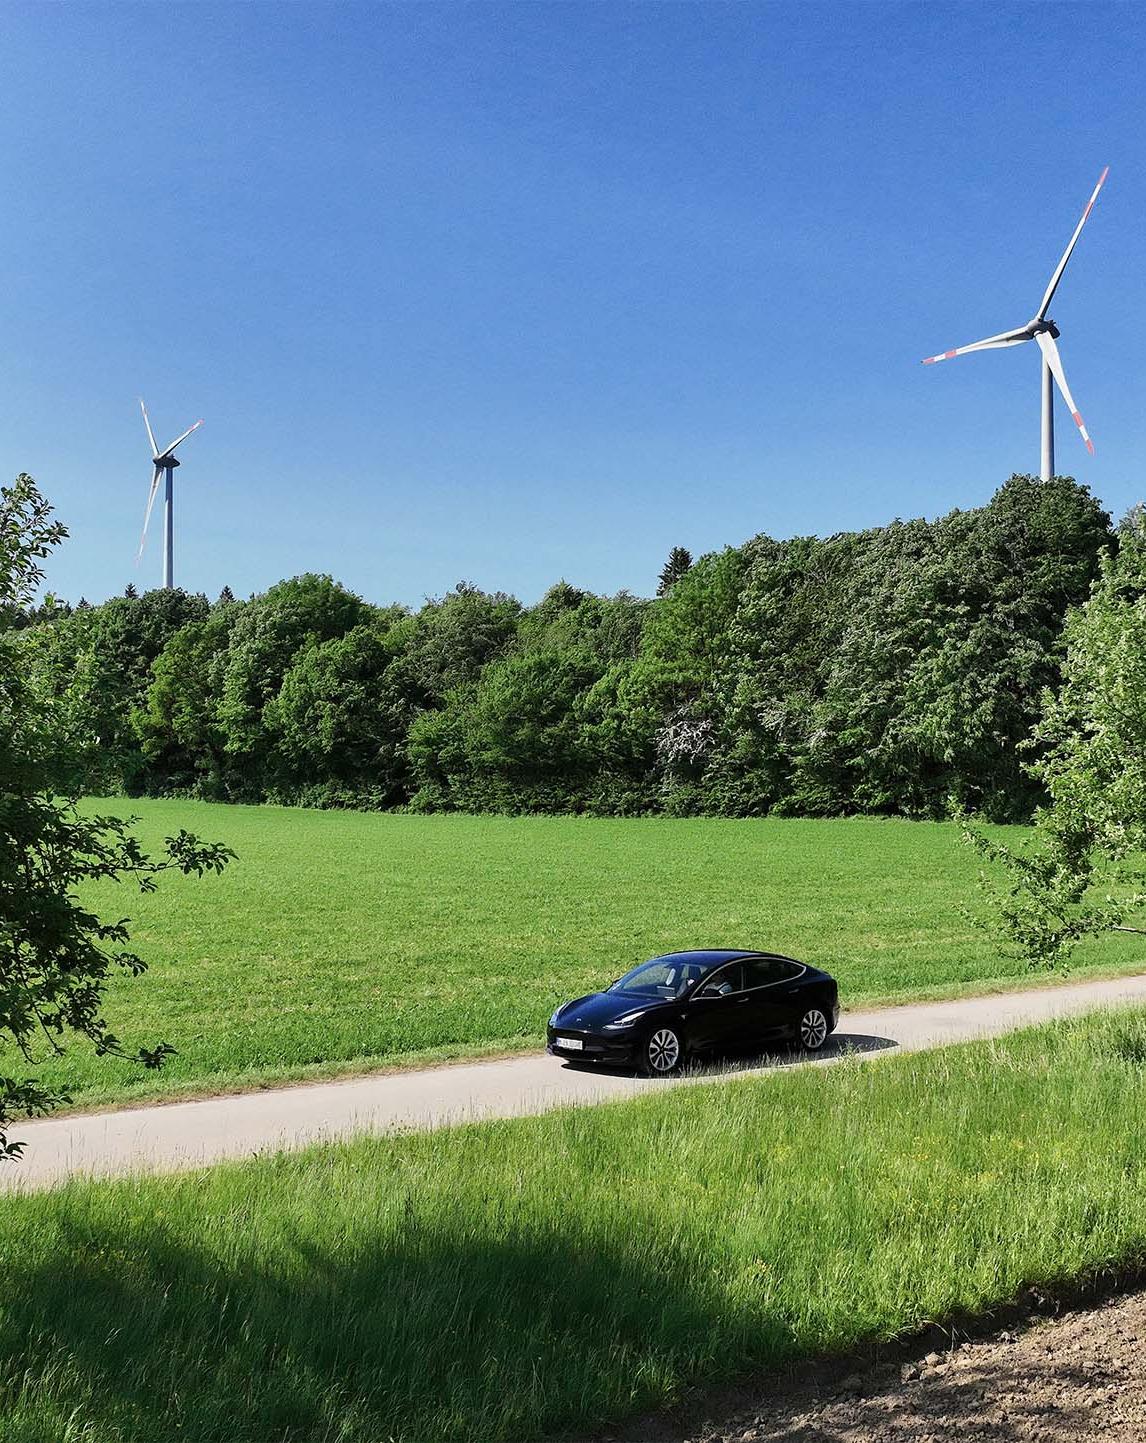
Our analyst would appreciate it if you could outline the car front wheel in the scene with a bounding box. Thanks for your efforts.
[641,1025,684,1077]
[798,1007,830,1052]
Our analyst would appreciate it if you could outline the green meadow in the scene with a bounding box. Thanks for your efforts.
[2,1010,1145,1442]
[4,799,1142,1108]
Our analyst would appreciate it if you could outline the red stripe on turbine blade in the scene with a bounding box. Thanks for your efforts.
[922,357,937,365]
[945,349,957,358]
[1086,440,1095,455]
[1073,411,1083,425]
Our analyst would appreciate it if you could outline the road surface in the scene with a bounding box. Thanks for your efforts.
[4,973,1146,1192]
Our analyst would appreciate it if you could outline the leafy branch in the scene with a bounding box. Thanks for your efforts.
[1,475,234,1159]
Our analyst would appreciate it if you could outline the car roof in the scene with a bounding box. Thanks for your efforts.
[649,949,785,965]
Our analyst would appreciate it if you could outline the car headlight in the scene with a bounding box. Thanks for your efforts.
[604,1012,646,1030]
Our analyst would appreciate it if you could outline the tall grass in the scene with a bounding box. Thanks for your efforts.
[3,800,1141,1108]
[2,1009,1146,1442]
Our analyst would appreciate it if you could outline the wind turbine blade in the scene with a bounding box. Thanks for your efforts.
[139,398,159,458]
[158,417,204,458]
[1036,166,1109,320]
[1035,331,1094,455]
[137,466,163,561]
[921,327,1029,364]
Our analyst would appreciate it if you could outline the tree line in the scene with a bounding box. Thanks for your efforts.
[16,473,1117,822]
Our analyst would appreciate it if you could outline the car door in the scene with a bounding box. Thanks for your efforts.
[742,957,807,1038]
[685,962,748,1053]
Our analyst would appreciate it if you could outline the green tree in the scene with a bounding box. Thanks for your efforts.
[965,526,1146,966]
[1118,502,1145,535]
[657,545,693,596]
[266,622,417,804]
[134,603,246,795]
[573,661,660,813]
[715,476,1109,819]
[19,586,209,792]
[0,476,232,1158]
[515,583,647,665]
[388,583,521,705]
[215,574,380,791]
[835,475,1110,819]
[407,584,649,813]
[715,530,859,815]
[410,646,602,812]
[633,546,748,808]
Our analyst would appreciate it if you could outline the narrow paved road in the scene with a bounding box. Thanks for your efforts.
[5,973,1146,1192]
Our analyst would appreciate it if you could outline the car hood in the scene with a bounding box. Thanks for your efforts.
[554,991,665,1029]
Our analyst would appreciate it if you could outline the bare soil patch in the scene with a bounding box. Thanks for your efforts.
[591,1287,1146,1443]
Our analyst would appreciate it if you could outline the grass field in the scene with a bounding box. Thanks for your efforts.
[4,799,1143,1108]
[1,1008,1145,1442]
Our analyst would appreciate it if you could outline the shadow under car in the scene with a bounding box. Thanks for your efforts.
[553,1031,898,1079]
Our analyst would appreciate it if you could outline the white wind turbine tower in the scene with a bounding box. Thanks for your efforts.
[137,400,204,589]
[922,167,1109,480]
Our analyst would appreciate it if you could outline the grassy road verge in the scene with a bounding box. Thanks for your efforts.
[1,1009,1145,1442]
[2,800,1142,1109]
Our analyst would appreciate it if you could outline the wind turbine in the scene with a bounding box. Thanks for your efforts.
[922,167,1109,480]
[137,400,203,590]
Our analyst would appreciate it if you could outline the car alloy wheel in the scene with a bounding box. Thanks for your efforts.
[799,1007,829,1051]
[645,1026,682,1075]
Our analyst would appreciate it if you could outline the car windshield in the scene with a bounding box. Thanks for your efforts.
[607,958,708,999]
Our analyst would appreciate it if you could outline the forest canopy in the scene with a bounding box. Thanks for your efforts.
[17,475,1114,822]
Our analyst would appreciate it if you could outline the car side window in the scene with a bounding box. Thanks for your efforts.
[744,958,804,988]
[696,962,744,998]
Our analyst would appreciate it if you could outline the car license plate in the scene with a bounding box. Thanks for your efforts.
[557,1037,583,1050]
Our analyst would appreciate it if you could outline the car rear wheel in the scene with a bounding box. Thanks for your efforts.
[642,1026,684,1077]
[798,1006,830,1052]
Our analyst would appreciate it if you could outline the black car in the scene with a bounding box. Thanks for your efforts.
[546,949,839,1076]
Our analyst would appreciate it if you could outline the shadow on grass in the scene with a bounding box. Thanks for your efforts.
[713,1031,899,1073]
[0,1205,784,1443]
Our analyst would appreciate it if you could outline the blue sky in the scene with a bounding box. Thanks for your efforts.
[2,2,1142,607]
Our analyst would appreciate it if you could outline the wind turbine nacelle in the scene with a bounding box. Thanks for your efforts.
[1029,318,1061,339]
[158,455,181,469]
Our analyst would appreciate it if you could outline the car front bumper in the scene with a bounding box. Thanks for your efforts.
[546,1027,640,1066]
